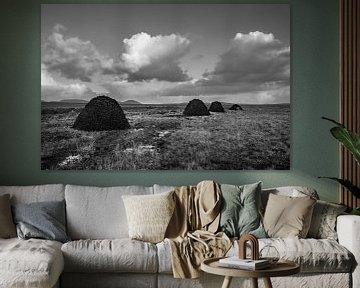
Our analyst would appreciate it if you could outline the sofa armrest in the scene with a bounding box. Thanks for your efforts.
[337,215,360,288]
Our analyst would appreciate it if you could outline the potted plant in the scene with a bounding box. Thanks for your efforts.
[320,117,360,215]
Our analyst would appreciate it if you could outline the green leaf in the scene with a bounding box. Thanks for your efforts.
[330,127,360,165]
[322,116,344,127]
[322,117,360,165]
[351,208,360,215]
[319,177,360,198]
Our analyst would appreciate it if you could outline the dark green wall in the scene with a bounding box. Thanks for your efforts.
[0,0,340,202]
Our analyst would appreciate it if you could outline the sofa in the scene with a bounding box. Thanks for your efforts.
[0,183,359,288]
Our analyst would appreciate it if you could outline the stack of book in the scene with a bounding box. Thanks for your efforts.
[218,257,271,270]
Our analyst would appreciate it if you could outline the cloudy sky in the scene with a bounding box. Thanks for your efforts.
[41,4,290,104]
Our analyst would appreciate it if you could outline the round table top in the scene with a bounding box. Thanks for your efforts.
[201,257,300,278]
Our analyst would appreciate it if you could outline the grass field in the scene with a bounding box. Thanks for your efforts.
[41,102,290,170]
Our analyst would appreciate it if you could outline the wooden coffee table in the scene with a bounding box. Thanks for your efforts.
[201,257,300,288]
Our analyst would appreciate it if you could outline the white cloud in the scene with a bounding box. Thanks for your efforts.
[53,23,66,33]
[41,27,289,104]
[102,79,179,103]
[157,81,290,104]
[204,31,290,86]
[122,32,190,71]
[41,65,97,101]
[42,26,116,82]
[158,31,290,103]
[41,64,57,86]
[121,32,191,82]
[234,31,275,43]
[42,27,191,83]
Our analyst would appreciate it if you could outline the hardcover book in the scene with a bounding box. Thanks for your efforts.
[218,257,271,270]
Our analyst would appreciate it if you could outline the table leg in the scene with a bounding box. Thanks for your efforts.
[221,276,233,288]
[263,277,273,288]
[251,278,258,288]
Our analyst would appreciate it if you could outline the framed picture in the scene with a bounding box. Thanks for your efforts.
[41,4,290,170]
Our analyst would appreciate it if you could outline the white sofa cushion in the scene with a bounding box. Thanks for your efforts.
[157,238,353,274]
[157,240,173,274]
[157,273,351,288]
[263,238,353,272]
[337,215,360,288]
[61,239,158,273]
[0,238,63,288]
[61,273,157,288]
[0,184,65,204]
[65,185,153,239]
[234,238,353,273]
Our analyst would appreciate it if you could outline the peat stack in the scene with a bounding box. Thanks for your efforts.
[229,104,243,111]
[209,101,225,112]
[73,96,130,131]
[183,99,210,116]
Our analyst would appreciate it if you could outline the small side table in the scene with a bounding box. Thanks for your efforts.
[201,257,300,288]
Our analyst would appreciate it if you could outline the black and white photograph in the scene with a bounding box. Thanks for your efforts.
[41,4,290,170]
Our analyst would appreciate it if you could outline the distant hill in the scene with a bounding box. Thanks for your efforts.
[59,99,88,104]
[44,99,143,105]
[120,100,142,105]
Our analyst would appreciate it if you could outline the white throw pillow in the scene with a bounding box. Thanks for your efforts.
[122,191,175,243]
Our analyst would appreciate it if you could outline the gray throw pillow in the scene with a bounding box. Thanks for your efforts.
[12,200,70,243]
[218,182,266,238]
[307,200,347,240]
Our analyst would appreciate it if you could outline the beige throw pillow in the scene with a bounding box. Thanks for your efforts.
[263,193,316,238]
[0,194,17,238]
[122,191,175,243]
